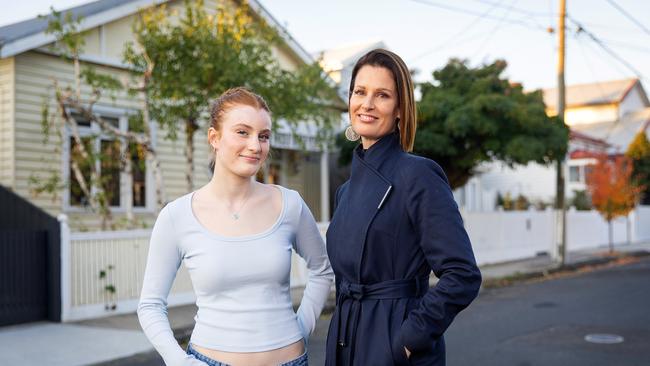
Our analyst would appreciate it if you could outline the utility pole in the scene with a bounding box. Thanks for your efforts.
[555,0,567,266]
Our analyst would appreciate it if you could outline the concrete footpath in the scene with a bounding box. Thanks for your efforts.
[1,241,649,366]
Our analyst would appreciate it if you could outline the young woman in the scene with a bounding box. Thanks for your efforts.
[325,49,482,366]
[138,87,333,366]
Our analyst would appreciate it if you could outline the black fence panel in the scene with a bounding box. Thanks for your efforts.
[0,230,47,326]
[0,185,60,325]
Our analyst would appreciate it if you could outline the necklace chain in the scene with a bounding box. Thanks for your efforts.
[228,186,253,220]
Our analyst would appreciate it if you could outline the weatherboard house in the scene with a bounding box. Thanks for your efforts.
[0,0,343,230]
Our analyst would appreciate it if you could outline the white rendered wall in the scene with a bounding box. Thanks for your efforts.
[463,209,555,265]
[635,205,650,241]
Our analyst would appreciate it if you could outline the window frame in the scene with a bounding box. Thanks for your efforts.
[567,158,598,191]
[62,105,155,214]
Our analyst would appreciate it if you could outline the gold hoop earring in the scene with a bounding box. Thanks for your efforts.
[345,125,360,142]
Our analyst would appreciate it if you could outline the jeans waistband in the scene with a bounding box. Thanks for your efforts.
[186,343,308,366]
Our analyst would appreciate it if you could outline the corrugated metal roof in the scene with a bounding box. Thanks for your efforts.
[0,0,317,68]
[0,0,134,46]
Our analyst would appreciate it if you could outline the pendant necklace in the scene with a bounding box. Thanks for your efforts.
[229,186,253,220]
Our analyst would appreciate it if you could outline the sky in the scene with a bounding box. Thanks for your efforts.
[1,0,650,91]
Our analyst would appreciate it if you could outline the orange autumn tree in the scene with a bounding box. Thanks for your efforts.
[586,154,644,252]
[626,130,650,204]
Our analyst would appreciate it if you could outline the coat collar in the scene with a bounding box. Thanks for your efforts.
[327,133,398,282]
[352,132,402,179]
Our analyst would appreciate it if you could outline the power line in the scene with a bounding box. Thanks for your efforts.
[568,15,647,83]
[410,0,502,62]
[575,35,613,101]
[406,0,547,31]
[473,0,520,60]
[574,37,620,142]
[574,32,630,78]
[405,0,649,85]
[464,0,552,31]
[574,20,646,34]
[468,0,650,37]
[599,38,650,54]
[467,0,554,17]
[604,0,650,36]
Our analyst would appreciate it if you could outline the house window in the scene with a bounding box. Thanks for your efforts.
[69,136,93,206]
[568,161,596,184]
[67,112,148,210]
[569,166,581,183]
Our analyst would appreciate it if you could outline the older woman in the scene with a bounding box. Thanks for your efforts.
[325,49,482,366]
[138,87,333,366]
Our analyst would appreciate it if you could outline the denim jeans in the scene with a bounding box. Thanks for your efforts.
[186,343,308,366]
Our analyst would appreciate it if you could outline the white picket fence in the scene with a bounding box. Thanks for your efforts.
[59,215,315,322]
[58,206,650,321]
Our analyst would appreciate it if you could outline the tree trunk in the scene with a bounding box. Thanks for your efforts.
[149,151,166,209]
[184,119,198,192]
[123,146,134,229]
[140,79,166,211]
[608,219,614,253]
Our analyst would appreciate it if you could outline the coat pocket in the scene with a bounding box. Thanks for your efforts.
[408,337,445,366]
[390,328,410,366]
[390,298,413,366]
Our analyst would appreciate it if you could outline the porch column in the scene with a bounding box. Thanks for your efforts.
[320,150,330,222]
[58,214,71,322]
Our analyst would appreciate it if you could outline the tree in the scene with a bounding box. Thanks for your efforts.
[570,190,592,210]
[625,130,650,204]
[416,59,569,189]
[514,194,530,211]
[33,9,167,229]
[586,155,644,252]
[128,0,340,191]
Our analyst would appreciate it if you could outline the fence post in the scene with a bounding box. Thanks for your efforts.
[58,214,71,322]
[547,207,559,261]
[629,209,636,244]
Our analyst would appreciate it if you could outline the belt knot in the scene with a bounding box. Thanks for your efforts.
[342,282,365,301]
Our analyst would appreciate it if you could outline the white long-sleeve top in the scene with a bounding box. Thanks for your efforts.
[137,186,334,366]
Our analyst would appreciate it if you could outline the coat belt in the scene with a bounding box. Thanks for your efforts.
[335,276,429,365]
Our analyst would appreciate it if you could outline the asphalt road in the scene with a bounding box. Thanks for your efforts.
[444,257,650,366]
[113,257,650,366]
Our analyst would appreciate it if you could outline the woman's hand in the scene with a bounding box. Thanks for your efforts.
[404,347,411,359]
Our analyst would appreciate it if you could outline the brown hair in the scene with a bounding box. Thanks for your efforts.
[209,87,270,131]
[349,49,417,152]
[208,87,271,172]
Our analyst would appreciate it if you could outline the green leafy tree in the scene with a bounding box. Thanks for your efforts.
[625,130,650,204]
[126,0,341,191]
[416,59,569,189]
[570,189,592,210]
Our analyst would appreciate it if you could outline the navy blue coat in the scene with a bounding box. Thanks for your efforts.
[325,132,482,366]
